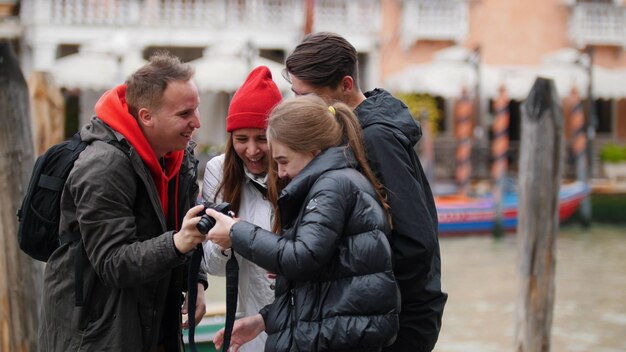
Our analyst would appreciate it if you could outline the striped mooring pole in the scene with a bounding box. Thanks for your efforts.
[455,89,474,195]
[569,87,591,226]
[491,85,510,238]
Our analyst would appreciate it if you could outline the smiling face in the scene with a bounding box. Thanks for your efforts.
[232,128,269,176]
[271,139,318,181]
[139,79,201,157]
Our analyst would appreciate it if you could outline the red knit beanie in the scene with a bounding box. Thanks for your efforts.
[226,66,282,132]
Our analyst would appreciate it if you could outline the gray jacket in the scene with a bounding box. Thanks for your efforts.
[38,117,201,351]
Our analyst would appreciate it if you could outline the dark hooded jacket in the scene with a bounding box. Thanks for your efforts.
[230,147,400,351]
[355,89,447,352]
[38,114,200,351]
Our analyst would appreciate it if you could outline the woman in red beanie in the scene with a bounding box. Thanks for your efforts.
[201,66,282,352]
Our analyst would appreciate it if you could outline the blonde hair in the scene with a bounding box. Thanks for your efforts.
[266,95,391,232]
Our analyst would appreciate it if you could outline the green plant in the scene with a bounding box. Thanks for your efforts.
[599,143,626,163]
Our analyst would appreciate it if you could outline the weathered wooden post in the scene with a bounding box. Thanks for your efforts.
[515,77,563,352]
[0,41,41,352]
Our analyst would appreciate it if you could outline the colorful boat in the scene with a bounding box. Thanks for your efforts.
[435,181,590,235]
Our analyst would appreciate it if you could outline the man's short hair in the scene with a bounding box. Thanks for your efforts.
[125,51,195,118]
[285,32,359,90]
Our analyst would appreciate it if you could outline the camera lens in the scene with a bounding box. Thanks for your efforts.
[196,215,216,234]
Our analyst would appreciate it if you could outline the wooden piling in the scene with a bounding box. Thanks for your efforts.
[0,41,41,352]
[515,77,563,352]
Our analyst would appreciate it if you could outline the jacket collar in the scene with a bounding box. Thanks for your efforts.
[278,146,356,224]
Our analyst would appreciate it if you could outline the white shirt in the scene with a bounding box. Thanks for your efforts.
[201,154,274,352]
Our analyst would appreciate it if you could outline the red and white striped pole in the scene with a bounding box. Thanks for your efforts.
[455,88,473,195]
[568,87,591,225]
[491,85,510,237]
[569,88,586,174]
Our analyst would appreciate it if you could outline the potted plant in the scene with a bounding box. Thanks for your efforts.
[600,143,626,184]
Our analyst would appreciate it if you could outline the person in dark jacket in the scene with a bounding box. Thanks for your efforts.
[205,95,401,352]
[283,32,448,352]
[39,53,209,351]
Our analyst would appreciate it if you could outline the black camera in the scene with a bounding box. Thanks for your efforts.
[196,202,232,235]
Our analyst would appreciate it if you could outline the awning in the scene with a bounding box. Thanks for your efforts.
[189,46,289,93]
[49,49,146,91]
[384,46,626,101]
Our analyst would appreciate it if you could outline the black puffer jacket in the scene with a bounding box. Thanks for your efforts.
[231,147,400,352]
[355,89,447,352]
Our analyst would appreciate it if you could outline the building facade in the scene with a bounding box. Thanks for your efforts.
[10,0,626,180]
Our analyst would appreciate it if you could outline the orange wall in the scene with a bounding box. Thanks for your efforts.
[467,0,570,65]
[380,0,626,76]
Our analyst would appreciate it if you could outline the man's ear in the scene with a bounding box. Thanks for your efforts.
[137,108,153,127]
[341,76,354,93]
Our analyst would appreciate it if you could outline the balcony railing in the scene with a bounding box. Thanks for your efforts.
[29,0,301,29]
[25,0,380,34]
[314,0,380,35]
[401,0,469,48]
[569,2,625,47]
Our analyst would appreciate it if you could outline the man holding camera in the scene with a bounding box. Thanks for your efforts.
[39,52,208,352]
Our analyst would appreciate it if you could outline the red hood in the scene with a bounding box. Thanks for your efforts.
[95,84,183,221]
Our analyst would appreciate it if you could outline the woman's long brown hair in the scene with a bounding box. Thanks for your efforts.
[212,136,244,214]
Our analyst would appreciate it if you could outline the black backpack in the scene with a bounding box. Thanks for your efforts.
[17,132,88,262]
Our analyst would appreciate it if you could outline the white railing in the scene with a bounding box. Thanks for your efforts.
[401,0,469,48]
[569,3,625,47]
[314,0,381,35]
[139,0,299,29]
[37,0,303,30]
[30,0,379,34]
[49,0,132,25]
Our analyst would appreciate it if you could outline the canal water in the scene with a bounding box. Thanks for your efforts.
[204,224,626,351]
[435,224,626,352]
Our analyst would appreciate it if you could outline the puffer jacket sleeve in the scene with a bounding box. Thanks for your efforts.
[69,142,186,288]
[230,180,348,279]
[201,154,230,276]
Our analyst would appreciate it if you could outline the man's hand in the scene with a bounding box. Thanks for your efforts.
[173,205,206,254]
[213,314,265,352]
[181,282,207,329]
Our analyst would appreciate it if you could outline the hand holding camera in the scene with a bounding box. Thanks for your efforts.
[196,202,233,235]
[202,204,237,250]
[173,204,210,254]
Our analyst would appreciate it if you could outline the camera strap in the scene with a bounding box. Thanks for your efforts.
[222,254,239,352]
[186,244,203,352]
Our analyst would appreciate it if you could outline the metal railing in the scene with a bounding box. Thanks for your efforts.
[31,0,379,33]
[401,0,468,47]
[569,2,625,47]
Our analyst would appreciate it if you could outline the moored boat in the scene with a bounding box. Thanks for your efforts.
[435,181,589,235]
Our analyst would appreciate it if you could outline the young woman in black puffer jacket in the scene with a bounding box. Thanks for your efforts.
[206,95,400,352]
